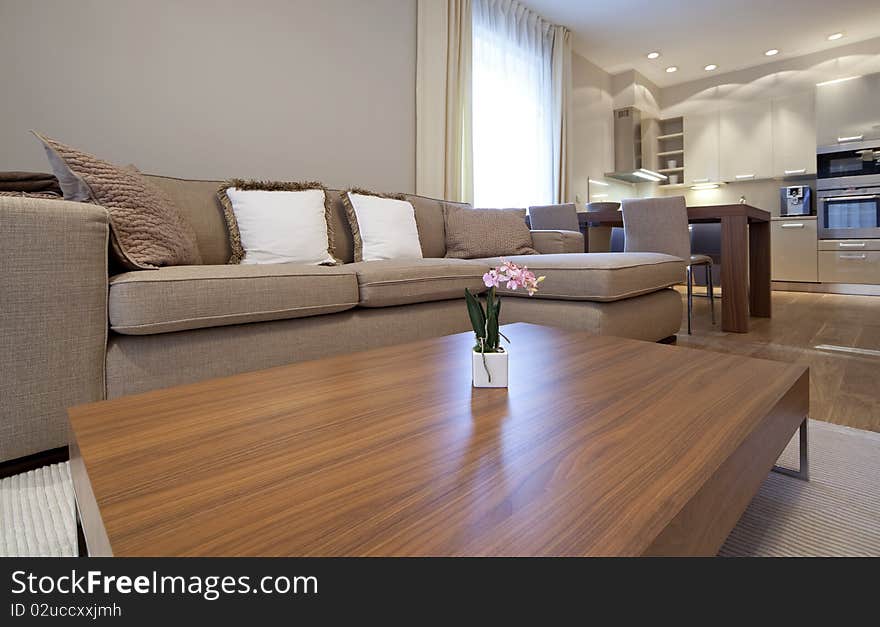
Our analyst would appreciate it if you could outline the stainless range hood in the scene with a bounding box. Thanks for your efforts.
[604,107,668,184]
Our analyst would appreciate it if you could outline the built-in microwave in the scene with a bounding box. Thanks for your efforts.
[817,140,880,185]
[817,141,880,239]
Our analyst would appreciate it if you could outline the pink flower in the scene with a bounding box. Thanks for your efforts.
[484,259,545,295]
[483,270,500,288]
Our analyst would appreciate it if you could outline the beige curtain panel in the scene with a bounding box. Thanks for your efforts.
[416,0,474,204]
[551,25,573,204]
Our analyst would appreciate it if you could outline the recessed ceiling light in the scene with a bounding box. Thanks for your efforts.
[647,51,660,59]
[665,66,678,73]
[765,48,779,56]
[827,32,843,41]
[704,64,718,71]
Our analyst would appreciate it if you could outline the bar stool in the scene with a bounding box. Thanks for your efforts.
[621,196,715,335]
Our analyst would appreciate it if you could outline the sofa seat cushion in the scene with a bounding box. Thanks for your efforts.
[346,258,490,307]
[109,264,359,335]
[477,253,685,302]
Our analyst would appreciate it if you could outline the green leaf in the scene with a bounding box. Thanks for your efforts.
[495,297,506,345]
[486,288,498,351]
[464,289,486,342]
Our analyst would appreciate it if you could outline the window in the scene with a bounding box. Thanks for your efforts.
[472,0,554,208]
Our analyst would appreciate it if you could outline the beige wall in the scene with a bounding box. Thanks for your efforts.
[570,52,635,208]
[0,0,417,192]
[653,180,789,216]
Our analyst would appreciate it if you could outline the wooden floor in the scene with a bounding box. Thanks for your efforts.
[677,288,880,433]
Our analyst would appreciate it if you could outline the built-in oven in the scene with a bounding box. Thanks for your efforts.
[817,184,880,240]
[817,141,880,240]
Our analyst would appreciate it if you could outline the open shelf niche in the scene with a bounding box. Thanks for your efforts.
[656,117,684,187]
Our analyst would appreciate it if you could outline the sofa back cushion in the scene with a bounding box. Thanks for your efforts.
[143,176,464,264]
[405,195,470,258]
[145,175,231,265]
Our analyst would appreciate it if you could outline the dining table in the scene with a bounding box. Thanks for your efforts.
[578,204,771,333]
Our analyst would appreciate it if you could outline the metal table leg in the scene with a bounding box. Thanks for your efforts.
[73,493,88,557]
[772,419,809,481]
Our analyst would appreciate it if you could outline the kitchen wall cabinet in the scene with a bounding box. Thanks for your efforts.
[816,73,880,146]
[683,111,719,184]
[770,217,818,282]
[719,101,773,182]
[772,91,816,176]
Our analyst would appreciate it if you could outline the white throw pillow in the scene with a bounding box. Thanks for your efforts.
[346,192,423,261]
[225,187,336,265]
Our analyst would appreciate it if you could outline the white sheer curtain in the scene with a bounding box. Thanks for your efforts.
[472,0,555,208]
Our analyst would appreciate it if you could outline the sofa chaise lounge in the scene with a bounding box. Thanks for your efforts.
[0,176,685,463]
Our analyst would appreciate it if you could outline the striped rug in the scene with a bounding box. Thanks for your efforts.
[0,462,77,557]
[720,419,880,557]
[1,420,878,557]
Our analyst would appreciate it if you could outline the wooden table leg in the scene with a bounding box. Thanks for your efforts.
[721,215,750,333]
[586,226,612,253]
[579,225,590,252]
[749,220,772,318]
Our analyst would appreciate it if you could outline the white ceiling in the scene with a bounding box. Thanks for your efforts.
[520,0,880,86]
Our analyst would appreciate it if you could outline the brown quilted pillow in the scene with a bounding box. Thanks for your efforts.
[33,132,201,270]
[444,205,538,259]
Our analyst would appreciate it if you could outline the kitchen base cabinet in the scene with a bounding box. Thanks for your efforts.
[771,218,818,282]
[818,251,880,284]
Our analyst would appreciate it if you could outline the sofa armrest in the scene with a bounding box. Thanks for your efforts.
[530,229,585,254]
[0,196,109,462]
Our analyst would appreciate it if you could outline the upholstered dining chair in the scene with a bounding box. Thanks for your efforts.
[527,203,581,232]
[620,196,714,335]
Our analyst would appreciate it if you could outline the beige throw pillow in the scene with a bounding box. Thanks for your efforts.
[33,132,202,270]
[444,205,538,259]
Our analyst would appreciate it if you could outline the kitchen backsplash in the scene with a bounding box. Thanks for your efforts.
[652,179,817,217]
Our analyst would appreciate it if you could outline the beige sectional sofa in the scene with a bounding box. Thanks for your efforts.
[0,175,685,463]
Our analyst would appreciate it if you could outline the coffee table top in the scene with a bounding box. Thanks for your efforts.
[69,323,807,556]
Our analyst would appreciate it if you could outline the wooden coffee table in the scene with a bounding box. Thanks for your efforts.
[68,323,808,556]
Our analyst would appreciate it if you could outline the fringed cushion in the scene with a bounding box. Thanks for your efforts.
[340,189,423,262]
[217,179,339,265]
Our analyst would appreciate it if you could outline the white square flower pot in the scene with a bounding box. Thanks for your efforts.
[472,348,508,388]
